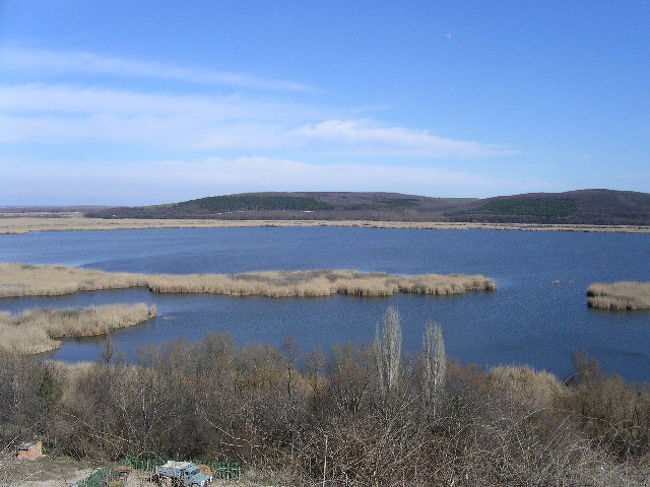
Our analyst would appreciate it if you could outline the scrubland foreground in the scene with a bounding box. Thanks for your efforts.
[0,263,496,298]
[0,307,648,487]
[588,281,650,310]
[0,304,157,354]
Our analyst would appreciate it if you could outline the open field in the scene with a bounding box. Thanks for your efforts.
[587,281,650,310]
[0,263,496,299]
[1,215,649,234]
[0,304,156,354]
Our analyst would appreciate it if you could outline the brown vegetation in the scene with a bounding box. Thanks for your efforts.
[0,307,648,486]
[0,304,156,354]
[587,281,650,310]
[0,264,147,297]
[1,215,649,234]
[0,263,496,298]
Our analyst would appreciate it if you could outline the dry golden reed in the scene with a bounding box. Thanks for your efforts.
[488,365,567,409]
[0,303,156,354]
[587,281,650,311]
[1,215,648,234]
[0,263,496,298]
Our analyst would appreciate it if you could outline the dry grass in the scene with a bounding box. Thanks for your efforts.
[587,281,650,310]
[488,365,568,409]
[0,263,496,298]
[1,215,648,234]
[0,263,147,297]
[0,304,156,354]
[146,269,497,297]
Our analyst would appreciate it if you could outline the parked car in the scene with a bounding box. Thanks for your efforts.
[153,461,213,487]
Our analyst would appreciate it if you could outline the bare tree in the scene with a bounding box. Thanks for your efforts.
[374,306,403,396]
[282,336,301,398]
[305,348,326,394]
[422,321,446,413]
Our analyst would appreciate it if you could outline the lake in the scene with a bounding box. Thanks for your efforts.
[0,226,648,381]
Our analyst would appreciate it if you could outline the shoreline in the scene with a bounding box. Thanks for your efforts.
[1,215,650,234]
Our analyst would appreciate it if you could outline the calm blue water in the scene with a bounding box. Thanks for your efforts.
[0,227,648,381]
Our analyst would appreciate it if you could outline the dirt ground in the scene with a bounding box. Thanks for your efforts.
[125,469,286,487]
[1,455,287,487]
[0,454,94,487]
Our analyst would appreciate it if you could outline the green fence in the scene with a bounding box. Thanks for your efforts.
[75,455,240,486]
[75,466,117,487]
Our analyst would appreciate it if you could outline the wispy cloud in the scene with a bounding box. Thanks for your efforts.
[0,83,514,158]
[0,46,313,92]
[0,83,319,119]
[0,83,319,148]
[0,47,516,160]
[290,119,516,158]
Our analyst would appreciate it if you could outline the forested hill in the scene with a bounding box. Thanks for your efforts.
[445,189,650,225]
[85,189,650,225]
[86,192,475,221]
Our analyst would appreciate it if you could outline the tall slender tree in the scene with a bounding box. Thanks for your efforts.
[374,306,403,396]
[422,321,446,413]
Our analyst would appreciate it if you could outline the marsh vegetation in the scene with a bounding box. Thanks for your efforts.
[0,304,156,354]
[0,263,496,298]
[2,215,649,234]
[587,281,650,310]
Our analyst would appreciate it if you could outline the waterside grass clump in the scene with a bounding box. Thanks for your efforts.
[0,263,496,298]
[587,281,650,310]
[0,303,156,354]
[0,263,148,297]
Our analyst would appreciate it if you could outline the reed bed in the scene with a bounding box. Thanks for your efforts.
[587,281,650,310]
[0,263,147,297]
[146,269,497,297]
[0,263,496,298]
[0,304,156,354]
[1,216,648,234]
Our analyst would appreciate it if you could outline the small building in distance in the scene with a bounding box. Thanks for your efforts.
[16,440,43,460]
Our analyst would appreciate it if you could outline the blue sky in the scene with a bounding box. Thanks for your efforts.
[1,0,649,205]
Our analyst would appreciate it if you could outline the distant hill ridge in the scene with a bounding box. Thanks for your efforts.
[86,189,650,225]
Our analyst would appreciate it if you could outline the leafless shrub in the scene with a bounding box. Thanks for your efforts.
[0,326,647,486]
[569,351,650,459]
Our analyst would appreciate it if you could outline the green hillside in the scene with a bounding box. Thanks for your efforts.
[84,189,650,225]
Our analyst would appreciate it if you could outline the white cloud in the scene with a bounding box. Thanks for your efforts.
[0,83,514,157]
[0,83,322,148]
[291,119,515,158]
[0,83,318,120]
[0,47,313,92]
